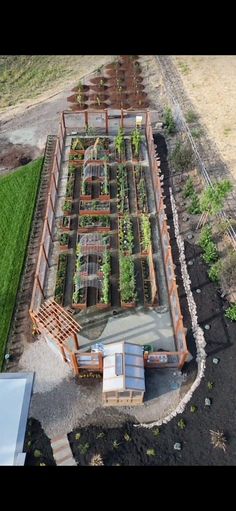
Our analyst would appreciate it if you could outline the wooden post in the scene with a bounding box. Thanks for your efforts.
[73,333,79,350]
[71,352,79,375]
[36,275,45,299]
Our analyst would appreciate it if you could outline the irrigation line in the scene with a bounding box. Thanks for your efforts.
[155,56,236,250]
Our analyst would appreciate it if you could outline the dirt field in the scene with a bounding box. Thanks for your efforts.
[173,56,236,181]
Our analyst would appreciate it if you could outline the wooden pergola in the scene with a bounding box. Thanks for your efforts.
[30,299,81,364]
[30,299,103,376]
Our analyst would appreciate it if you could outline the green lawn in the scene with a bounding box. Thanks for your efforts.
[0,158,43,368]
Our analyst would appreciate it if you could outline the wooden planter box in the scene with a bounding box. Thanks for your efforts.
[80,195,92,201]
[78,226,110,234]
[59,244,69,253]
[121,301,136,308]
[72,303,86,310]
[79,209,110,216]
[96,302,111,310]
[99,194,110,201]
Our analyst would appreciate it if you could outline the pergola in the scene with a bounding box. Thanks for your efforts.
[30,299,81,362]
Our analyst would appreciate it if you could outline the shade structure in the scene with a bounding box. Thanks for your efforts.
[102,342,145,406]
[31,298,81,346]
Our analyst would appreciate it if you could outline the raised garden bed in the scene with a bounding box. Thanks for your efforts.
[119,255,136,306]
[63,198,73,215]
[119,216,134,255]
[134,165,148,213]
[55,253,68,305]
[79,200,110,214]
[117,164,129,214]
[60,215,71,232]
[78,215,110,233]
[59,232,70,252]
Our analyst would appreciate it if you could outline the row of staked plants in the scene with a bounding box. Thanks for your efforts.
[119,255,136,303]
[135,165,148,213]
[55,254,67,304]
[117,164,129,213]
[101,251,111,304]
[119,215,134,254]
[140,214,152,252]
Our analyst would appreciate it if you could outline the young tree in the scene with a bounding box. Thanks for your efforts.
[197,179,233,228]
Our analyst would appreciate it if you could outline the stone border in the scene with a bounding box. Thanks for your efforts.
[135,187,206,428]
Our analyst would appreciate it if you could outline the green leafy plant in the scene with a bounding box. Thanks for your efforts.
[199,225,213,249]
[34,449,42,458]
[75,433,81,441]
[140,214,151,251]
[101,251,111,304]
[115,128,125,157]
[190,405,197,413]
[185,110,198,123]
[71,138,84,150]
[152,427,160,437]
[199,180,233,218]
[119,255,136,303]
[79,443,90,455]
[113,440,121,449]
[207,381,214,390]
[96,432,105,439]
[124,433,131,442]
[164,107,176,134]
[178,419,186,430]
[208,261,222,282]
[146,448,156,456]
[131,127,142,156]
[191,127,203,139]
[187,192,201,214]
[202,241,219,264]
[183,177,194,198]
[225,303,236,321]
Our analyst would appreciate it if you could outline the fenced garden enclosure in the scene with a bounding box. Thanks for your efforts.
[29,109,188,371]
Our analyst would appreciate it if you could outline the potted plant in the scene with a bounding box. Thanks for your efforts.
[59,233,70,252]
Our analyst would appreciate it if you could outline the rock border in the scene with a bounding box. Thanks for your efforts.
[135,187,206,428]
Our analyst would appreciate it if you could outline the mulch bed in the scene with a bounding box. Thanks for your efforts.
[66,133,236,465]
[24,418,56,466]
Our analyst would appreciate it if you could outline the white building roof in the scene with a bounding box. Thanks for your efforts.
[103,342,145,393]
[0,373,34,466]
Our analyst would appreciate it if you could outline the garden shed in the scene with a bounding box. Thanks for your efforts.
[102,341,145,406]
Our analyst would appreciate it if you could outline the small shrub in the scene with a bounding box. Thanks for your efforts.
[113,440,121,450]
[39,463,46,466]
[210,430,227,452]
[186,110,198,123]
[96,432,105,439]
[124,433,131,442]
[202,241,219,264]
[171,141,193,172]
[90,454,104,466]
[199,225,213,249]
[190,405,197,413]
[34,449,42,458]
[75,433,81,441]
[152,427,160,437]
[146,448,156,456]
[78,443,90,455]
[178,61,189,74]
[187,192,201,214]
[164,107,176,135]
[207,381,214,390]
[225,303,236,321]
[191,127,203,139]
[27,441,31,447]
[183,177,194,198]
[208,261,221,282]
[178,419,186,430]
